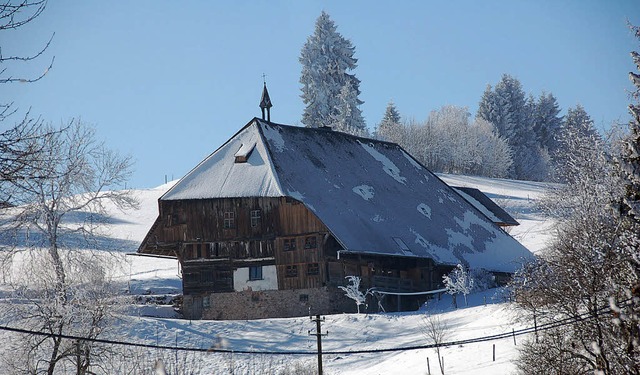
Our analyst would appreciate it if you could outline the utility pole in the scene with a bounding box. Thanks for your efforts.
[309,314,328,375]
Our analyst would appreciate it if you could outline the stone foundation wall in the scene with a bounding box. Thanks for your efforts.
[184,287,356,320]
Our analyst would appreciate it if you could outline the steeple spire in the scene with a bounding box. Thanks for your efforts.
[259,77,273,122]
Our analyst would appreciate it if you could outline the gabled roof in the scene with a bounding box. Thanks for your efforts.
[162,118,533,273]
[452,187,520,227]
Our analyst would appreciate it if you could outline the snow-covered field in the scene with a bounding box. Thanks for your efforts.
[2,174,554,374]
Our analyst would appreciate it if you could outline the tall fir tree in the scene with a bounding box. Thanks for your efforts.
[532,91,563,155]
[331,80,367,136]
[377,100,401,140]
[562,104,599,140]
[555,104,601,183]
[477,74,547,180]
[299,11,365,131]
[619,26,640,221]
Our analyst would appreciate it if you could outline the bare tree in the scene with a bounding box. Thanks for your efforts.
[0,119,137,374]
[422,314,450,375]
[1,0,55,201]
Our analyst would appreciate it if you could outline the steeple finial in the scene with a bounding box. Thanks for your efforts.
[259,76,273,122]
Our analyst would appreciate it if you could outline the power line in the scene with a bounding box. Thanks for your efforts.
[0,299,629,356]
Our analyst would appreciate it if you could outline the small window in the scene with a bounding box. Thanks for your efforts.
[165,214,173,227]
[299,294,309,303]
[285,265,298,278]
[307,263,320,275]
[202,296,210,308]
[196,243,202,258]
[250,209,261,228]
[249,266,263,281]
[304,236,317,249]
[224,211,235,229]
[283,238,296,251]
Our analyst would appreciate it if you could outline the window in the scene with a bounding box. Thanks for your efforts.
[299,294,309,303]
[285,265,298,278]
[223,211,235,229]
[250,209,261,228]
[304,236,317,249]
[249,266,263,281]
[307,263,320,275]
[196,243,202,258]
[283,238,296,251]
[202,296,210,308]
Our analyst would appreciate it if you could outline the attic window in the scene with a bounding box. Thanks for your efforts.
[234,142,256,163]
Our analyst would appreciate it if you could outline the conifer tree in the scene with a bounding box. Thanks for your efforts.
[532,92,563,155]
[377,100,402,141]
[477,74,546,180]
[331,81,366,136]
[299,11,365,130]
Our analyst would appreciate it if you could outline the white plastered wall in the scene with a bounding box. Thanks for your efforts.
[233,265,278,291]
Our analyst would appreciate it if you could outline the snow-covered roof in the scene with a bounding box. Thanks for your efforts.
[162,118,533,273]
[452,187,520,226]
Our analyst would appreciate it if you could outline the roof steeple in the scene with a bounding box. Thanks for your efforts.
[259,77,273,122]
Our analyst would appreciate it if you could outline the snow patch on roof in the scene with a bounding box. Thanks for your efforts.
[359,140,407,185]
[353,185,374,201]
[417,203,432,219]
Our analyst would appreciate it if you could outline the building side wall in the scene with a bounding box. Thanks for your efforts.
[183,286,355,320]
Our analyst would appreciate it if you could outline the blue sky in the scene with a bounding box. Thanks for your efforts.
[4,1,640,189]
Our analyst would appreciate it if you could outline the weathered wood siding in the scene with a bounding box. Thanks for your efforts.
[153,197,336,294]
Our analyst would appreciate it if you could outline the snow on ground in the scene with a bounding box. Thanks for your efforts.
[0,174,554,374]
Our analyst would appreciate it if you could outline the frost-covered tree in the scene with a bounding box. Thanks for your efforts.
[338,276,371,313]
[300,11,364,131]
[443,264,474,307]
[331,80,367,136]
[477,74,548,181]
[512,29,640,372]
[419,105,513,178]
[532,92,563,156]
[553,105,603,184]
[0,119,138,374]
[376,100,401,141]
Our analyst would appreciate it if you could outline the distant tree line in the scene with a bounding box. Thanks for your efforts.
[299,12,606,182]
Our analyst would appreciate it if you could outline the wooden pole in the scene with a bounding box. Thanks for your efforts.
[309,315,327,375]
[427,357,431,375]
[512,328,516,346]
[492,344,495,362]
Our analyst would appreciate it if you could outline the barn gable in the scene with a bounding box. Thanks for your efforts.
[156,118,533,273]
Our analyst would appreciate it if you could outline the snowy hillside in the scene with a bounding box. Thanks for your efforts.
[1,174,554,374]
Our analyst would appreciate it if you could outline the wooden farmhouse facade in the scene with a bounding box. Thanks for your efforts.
[138,117,533,320]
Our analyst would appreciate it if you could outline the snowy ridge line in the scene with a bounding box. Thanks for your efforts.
[0,299,628,356]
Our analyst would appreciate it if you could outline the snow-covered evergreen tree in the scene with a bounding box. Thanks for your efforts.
[331,80,367,136]
[477,74,548,181]
[554,104,602,182]
[532,91,563,155]
[619,34,640,221]
[377,100,401,140]
[299,12,365,131]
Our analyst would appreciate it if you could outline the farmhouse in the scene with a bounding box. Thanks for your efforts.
[138,113,533,320]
